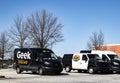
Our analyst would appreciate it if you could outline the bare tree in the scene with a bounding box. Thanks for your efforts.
[98,31,104,50]
[0,32,12,68]
[9,16,29,48]
[26,10,63,48]
[87,30,104,50]
[87,40,92,50]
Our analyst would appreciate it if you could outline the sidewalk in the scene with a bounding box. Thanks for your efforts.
[0,68,12,78]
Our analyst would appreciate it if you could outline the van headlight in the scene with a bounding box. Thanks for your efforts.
[44,61,51,65]
[113,62,119,65]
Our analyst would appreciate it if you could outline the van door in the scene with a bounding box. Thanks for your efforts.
[72,54,88,70]
[79,54,88,70]
[27,51,39,71]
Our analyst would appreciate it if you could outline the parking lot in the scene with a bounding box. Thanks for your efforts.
[0,69,120,83]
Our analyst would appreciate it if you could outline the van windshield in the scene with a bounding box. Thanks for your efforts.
[107,54,118,60]
[40,52,58,60]
[87,54,101,60]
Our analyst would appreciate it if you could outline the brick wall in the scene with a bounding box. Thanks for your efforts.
[93,44,120,57]
[102,45,120,57]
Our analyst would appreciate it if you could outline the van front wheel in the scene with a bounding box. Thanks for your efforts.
[65,66,71,72]
[88,67,94,74]
[16,67,22,74]
[39,68,44,75]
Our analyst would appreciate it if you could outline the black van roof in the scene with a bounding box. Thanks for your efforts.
[14,48,53,52]
[80,50,91,53]
[15,48,50,50]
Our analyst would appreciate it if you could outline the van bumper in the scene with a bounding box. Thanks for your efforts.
[42,66,63,73]
[110,66,120,73]
[94,67,110,72]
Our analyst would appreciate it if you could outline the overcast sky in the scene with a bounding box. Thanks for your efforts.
[0,0,120,56]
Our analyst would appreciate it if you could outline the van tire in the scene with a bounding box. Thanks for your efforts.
[65,66,71,72]
[39,68,44,75]
[88,67,94,74]
[16,67,22,74]
[32,71,37,74]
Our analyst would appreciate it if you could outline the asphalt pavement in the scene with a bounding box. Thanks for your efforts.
[0,69,120,83]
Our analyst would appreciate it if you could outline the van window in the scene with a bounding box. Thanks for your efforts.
[102,55,108,61]
[82,55,87,61]
[51,53,58,60]
[87,54,101,60]
[38,52,58,60]
[107,54,118,60]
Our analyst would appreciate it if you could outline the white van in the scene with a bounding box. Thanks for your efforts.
[80,50,120,73]
[62,53,109,74]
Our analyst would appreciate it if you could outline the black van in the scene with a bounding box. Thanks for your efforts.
[13,48,63,75]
